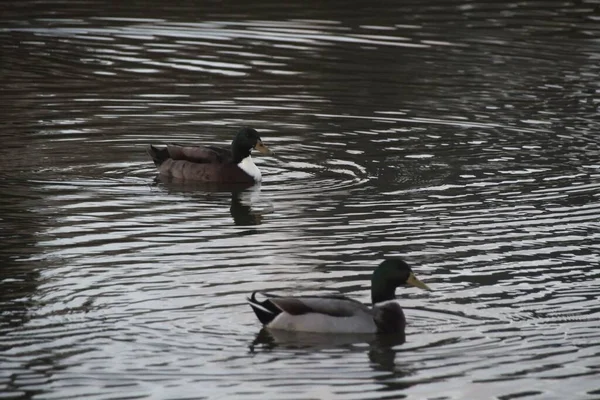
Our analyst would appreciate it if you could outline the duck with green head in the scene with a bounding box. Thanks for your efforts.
[147,127,273,183]
[248,259,431,334]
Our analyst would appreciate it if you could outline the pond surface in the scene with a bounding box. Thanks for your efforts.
[1,1,600,399]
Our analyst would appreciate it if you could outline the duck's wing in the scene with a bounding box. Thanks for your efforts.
[249,292,376,333]
[166,144,232,164]
[265,293,369,317]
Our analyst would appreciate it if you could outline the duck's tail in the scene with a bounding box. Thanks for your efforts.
[247,292,280,326]
[146,145,170,167]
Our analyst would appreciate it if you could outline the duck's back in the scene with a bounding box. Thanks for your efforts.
[167,144,232,164]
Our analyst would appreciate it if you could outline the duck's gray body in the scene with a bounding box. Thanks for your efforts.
[248,293,405,334]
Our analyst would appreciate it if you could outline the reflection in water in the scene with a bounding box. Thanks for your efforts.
[152,176,268,226]
[250,327,403,350]
[230,190,264,226]
[250,327,406,371]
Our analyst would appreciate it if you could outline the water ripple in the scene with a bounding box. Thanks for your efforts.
[2,3,600,400]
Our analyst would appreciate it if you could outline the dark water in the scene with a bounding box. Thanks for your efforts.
[1,1,600,399]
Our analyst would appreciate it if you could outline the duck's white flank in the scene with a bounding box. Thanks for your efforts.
[238,156,262,181]
[267,309,377,334]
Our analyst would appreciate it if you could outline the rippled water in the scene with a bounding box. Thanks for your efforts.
[2,1,600,399]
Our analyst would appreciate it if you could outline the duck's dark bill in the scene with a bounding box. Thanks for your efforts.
[255,140,273,155]
[407,273,431,291]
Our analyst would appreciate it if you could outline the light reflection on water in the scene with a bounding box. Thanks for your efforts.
[1,1,600,399]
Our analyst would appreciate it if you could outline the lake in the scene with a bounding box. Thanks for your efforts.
[1,0,600,399]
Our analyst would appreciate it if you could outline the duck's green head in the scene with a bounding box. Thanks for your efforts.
[232,127,273,161]
[371,259,431,304]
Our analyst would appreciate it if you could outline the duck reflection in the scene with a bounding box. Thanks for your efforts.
[152,176,268,226]
[230,190,263,226]
[250,328,405,371]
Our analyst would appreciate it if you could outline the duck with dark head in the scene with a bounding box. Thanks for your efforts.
[248,258,431,335]
[147,127,273,183]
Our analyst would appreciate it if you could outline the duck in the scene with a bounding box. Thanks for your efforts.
[248,259,431,334]
[146,127,273,183]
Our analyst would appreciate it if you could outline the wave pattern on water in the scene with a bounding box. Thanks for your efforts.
[1,2,600,400]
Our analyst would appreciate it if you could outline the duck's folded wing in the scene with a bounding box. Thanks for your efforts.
[269,295,369,318]
[167,144,232,163]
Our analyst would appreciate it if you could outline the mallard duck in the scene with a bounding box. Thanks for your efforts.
[248,259,431,334]
[147,127,273,183]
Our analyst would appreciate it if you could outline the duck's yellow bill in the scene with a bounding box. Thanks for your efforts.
[255,140,273,155]
[407,273,432,291]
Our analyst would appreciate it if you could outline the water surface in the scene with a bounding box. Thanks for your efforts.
[1,1,600,399]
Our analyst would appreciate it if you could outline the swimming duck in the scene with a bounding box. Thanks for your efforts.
[147,127,273,183]
[248,259,431,334]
